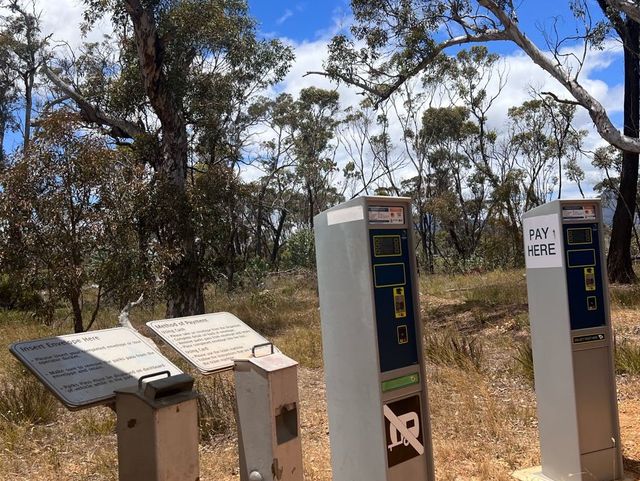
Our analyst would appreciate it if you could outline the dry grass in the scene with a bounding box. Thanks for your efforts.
[1,269,640,480]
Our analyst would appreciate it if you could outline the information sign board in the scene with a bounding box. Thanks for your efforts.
[10,327,182,410]
[147,312,274,374]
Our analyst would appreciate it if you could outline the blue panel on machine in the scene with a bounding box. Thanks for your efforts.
[563,223,606,330]
[369,229,419,372]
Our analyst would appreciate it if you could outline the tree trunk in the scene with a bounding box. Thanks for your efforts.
[124,0,205,317]
[23,72,32,150]
[608,18,639,284]
[70,293,84,333]
[0,117,5,168]
[165,242,205,317]
[270,210,287,266]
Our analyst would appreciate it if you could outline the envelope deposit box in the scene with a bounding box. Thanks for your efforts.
[115,372,199,481]
[234,352,303,481]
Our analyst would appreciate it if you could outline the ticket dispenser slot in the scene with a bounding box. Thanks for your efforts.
[115,373,199,481]
[522,200,622,481]
[315,196,435,481]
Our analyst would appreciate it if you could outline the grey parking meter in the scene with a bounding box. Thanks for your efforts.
[520,199,622,481]
[314,196,435,481]
[234,348,303,481]
[115,372,199,481]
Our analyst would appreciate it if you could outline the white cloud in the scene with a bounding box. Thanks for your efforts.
[276,9,293,26]
[38,0,113,49]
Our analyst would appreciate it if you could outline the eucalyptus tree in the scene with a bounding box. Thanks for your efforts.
[317,0,639,282]
[44,0,293,316]
[290,87,343,228]
[1,0,47,151]
[248,93,297,261]
[0,33,16,167]
[0,113,145,332]
[596,0,639,282]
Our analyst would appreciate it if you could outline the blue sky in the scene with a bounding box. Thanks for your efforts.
[249,0,622,86]
[248,0,351,42]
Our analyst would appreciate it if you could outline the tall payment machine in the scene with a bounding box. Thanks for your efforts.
[522,199,622,481]
[315,196,435,481]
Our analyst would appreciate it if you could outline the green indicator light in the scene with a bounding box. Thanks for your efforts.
[381,373,420,392]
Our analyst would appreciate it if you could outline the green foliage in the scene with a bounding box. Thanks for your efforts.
[0,112,147,330]
[280,229,316,270]
[0,274,42,310]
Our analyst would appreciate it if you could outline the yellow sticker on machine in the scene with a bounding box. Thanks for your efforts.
[393,287,407,318]
[584,267,596,292]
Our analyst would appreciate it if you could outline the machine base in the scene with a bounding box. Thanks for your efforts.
[512,467,553,481]
[512,466,632,481]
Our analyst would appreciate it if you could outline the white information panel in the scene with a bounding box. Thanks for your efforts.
[523,213,563,269]
[147,312,274,374]
[10,327,182,410]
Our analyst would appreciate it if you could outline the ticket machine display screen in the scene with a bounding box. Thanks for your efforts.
[567,228,592,245]
[373,235,402,257]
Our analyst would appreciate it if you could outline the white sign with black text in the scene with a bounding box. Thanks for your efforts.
[147,312,275,374]
[523,213,563,269]
[10,328,182,409]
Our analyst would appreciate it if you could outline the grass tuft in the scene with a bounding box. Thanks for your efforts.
[75,408,116,436]
[616,339,640,375]
[610,284,640,309]
[196,373,237,442]
[0,371,59,425]
[513,339,534,384]
[424,328,483,371]
[275,323,323,369]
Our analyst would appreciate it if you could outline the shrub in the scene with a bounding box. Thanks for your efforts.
[237,257,271,288]
[424,328,483,371]
[0,372,59,425]
[0,274,43,311]
[280,228,315,269]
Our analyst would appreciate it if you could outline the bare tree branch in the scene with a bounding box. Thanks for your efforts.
[307,29,509,106]
[541,91,582,105]
[42,65,144,139]
[118,293,145,330]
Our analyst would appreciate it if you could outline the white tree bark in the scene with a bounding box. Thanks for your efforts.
[478,0,640,153]
[605,0,640,25]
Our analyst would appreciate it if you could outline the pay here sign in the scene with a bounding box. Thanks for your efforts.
[523,213,563,269]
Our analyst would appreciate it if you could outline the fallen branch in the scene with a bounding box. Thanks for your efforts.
[118,293,159,350]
